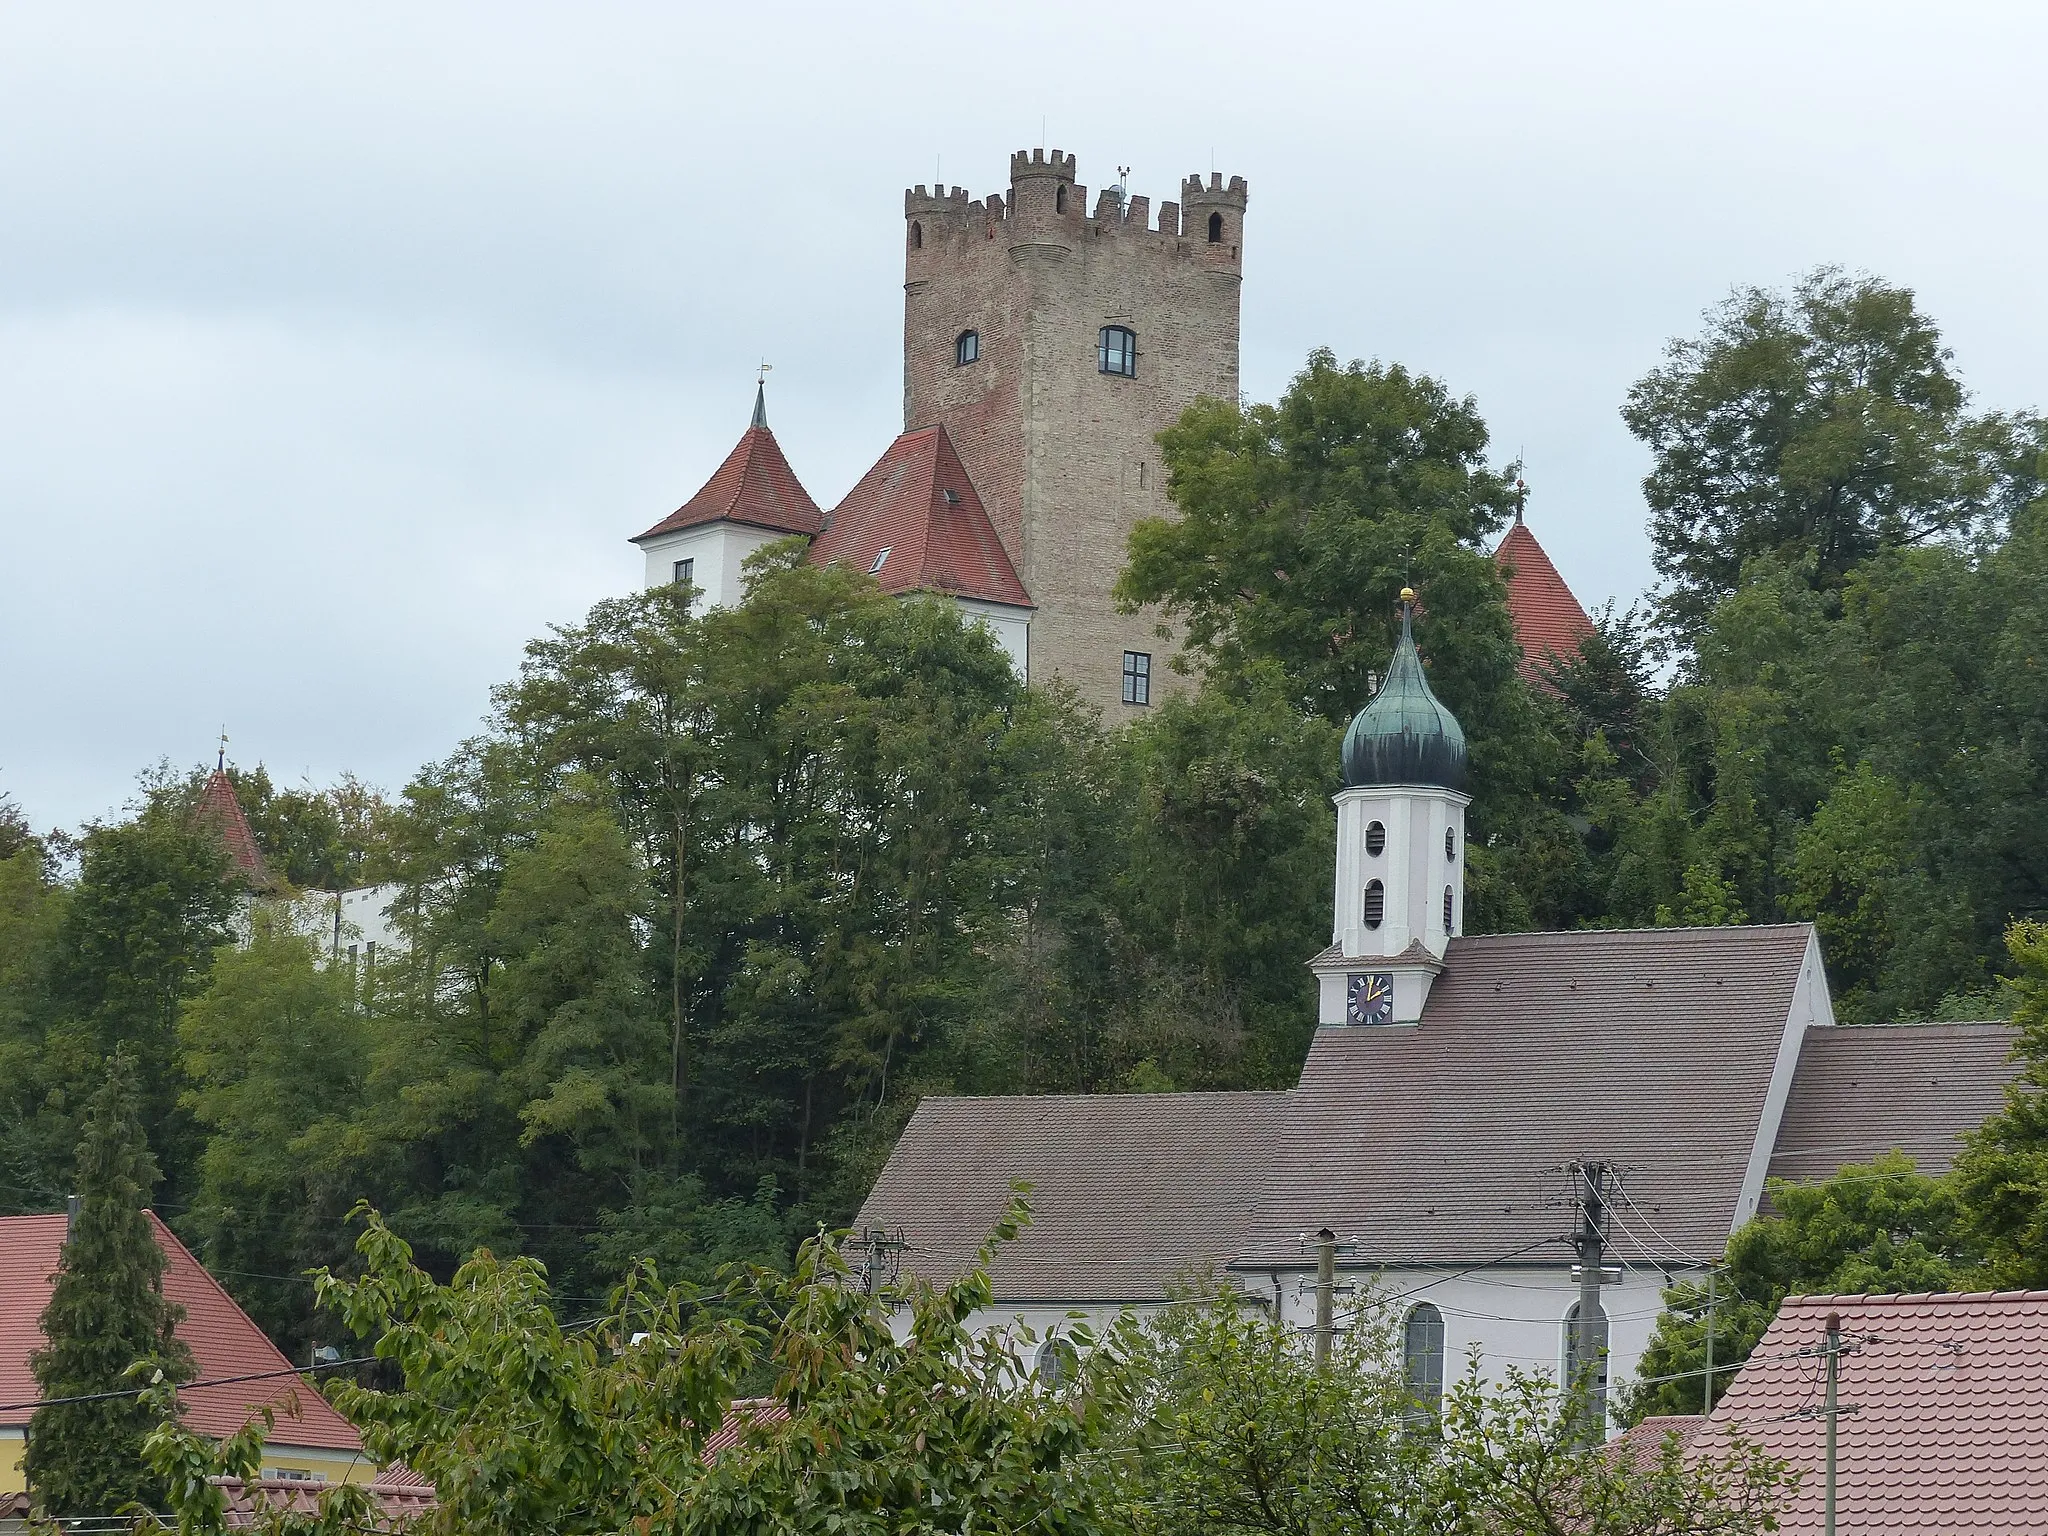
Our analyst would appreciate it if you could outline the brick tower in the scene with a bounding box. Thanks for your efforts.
[903,150,1248,714]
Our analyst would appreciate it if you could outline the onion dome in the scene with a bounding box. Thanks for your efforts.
[1341,590,1468,792]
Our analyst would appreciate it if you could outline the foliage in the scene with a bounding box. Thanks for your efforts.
[26,1049,197,1516]
[1621,1152,1973,1423]
[1954,920,2048,1286]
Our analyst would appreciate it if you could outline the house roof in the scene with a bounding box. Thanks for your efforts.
[1767,1021,2020,1184]
[1609,1414,1705,1471]
[855,1091,1281,1302]
[0,1213,363,1453]
[196,768,270,887]
[1494,520,1593,680]
[809,425,1033,609]
[1235,925,1819,1266]
[1697,1289,2048,1533]
[704,1397,792,1458]
[632,398,825,543]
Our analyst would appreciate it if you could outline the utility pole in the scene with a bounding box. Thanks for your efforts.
[1824,1311,1841,1536]
[1569,1161,1610,1442]
[1314,1228,1336,1369]
[1702,1267,1717,1414]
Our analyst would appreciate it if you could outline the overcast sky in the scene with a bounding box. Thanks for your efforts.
[3,1,2043,835]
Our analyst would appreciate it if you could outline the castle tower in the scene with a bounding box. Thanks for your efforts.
[1309,592,1469,1027]
[903,150,1248,713]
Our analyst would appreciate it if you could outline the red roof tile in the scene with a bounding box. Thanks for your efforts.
[196,769,270,887]
[0,1213,363,1454]
[703,1397,791,1458]
[810,426,1032,609]
[632,422,824,543]
[1494,520,1593,680]
[1695,1290,2048,1533]
[1610,1414,1705,1471]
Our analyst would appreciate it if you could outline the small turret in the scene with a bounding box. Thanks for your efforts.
[1181,170,1250,254]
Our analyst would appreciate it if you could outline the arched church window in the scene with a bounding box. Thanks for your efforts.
[1056,184,1068,214]
[1445,827,1456,861]
[1403,1303,1445,1415]
[911,221,922,250]
[956,330,980,366]
[1099,325,1137,377]
[1562,1301,1610,1425]
[1365,821,1386,857]
[1036,1334,1075,1386]
[1207,211,1224,243]
[1363,880,1385,930]
[1444,887,1455,935]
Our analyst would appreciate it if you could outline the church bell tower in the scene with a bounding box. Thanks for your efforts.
[1311,591,1469,1026]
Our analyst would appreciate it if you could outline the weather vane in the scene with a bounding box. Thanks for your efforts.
[757,360,773,385]
[217,726,228,772]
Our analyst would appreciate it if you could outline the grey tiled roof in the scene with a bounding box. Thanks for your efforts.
[1767,1021,2019,1183]
[856,1091,1283,1302]
[1236,925,1817,1267]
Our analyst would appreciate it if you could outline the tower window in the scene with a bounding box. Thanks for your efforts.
[672,557,694,587]
[1207,211,1223,243]
[911,221,922,250]
[1446,827,1457,860]
[1444,887,1455,935]
[955,330,979,366]
[1363,880,1385,929]
[1365,821,1386,857]
[1056,184,1068,214]
[870,546,891,574]
[1403,1303,1445,1416]
[1099,325,1137,377]
[1122,650,1151,705]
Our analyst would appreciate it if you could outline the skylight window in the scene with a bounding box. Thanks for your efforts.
[870,546,891,574]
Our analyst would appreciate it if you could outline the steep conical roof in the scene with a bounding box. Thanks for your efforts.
[631,388,824,543]
[195,762,271,887]
[1495,508,1593,681]
[1341,596,1467,792]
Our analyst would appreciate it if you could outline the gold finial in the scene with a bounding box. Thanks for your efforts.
[1399,586,1416,604]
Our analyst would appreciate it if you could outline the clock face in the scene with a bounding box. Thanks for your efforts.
[1346,972,1394,1026]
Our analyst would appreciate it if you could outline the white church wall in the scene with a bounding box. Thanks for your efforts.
[637,523,785,609]
[950,598,1030,682]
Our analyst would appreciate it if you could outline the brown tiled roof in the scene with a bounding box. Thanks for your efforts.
[1495,520,1594,681]
[703,1397,791,1458]
[1609,1414,1705,1470]
[213,1476,432,1528]
[855,1092,1281,1302]
[0,1213,363,1452]
[1236,926,1818,1265]
[196,768,270,887]
[1696,1290,2048,1533]
[810,426,1033,609]
[1768,1021,2020,1184]
[632,422,825,542]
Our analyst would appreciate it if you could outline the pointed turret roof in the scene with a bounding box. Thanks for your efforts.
[632,387,825,543]
[810,425,1033,609]
[195,758,271,888]
[1494,503,1593,680]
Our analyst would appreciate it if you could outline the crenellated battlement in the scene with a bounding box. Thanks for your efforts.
[1010,147,1077,181]
[1182,171,1250,210]
[905,151,1248,248]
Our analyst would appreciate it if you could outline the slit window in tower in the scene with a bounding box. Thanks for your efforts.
[1444,886,1455,934]
[1365,821,1386,856]
[955,330,979,366]
[1446,826,1457,861]
[911,221,922,249]
[1099,325,1137,377]
[1056,184,1067,213]
[1208,211,1223,243]
[1363,880,1385,929]
[1122,650,1151,705]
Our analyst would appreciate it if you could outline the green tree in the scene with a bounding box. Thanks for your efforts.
[1622,1152,1971,1422]
[1954,920,2048,1286]
[1624,267,2045,647]
[25,1049,196,1516]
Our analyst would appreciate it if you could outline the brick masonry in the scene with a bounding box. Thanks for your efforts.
[904,150,1248,716]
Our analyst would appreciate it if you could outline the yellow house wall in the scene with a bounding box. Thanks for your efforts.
[1,1429,373,1497]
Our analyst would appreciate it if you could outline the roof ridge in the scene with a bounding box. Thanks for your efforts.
[1782,1288,2048,1307]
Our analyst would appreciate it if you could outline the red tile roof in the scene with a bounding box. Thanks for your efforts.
[810,426,1032,609]
[1610,1414,1705,1471]
[0,1213,363,1454]
[196,769,270,887]
[1696,1290,2048,1533]
[213,1476,432,1527]
[703,1397,791,1458]
[1494,519,1593,680]
[632,423,825,543]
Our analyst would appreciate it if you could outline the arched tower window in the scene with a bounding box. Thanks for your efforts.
[1363,880,1385,930]
[1207,211,1223,243]
[1056,184,1068,214]
[1099,325,1137,377]
[1403,1303,1445,1415]
[1365,821,1386,856]
[955,330,980,367]
[910,221,922,250]
[1562,1301,1610,1425]
[1444,887,1455,935]
[1445,827,1456,860]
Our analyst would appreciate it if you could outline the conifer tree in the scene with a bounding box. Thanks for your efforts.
[25,1048,196,1516]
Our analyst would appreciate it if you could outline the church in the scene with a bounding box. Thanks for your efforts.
[853,593,2020,1429]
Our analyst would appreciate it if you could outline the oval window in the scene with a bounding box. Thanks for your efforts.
[1363,880,1385,930]
[1365,821,1386,857]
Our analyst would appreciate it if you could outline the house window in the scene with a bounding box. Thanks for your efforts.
[1121,650,1151,705]
[1563,1301,1610,1425]
[1365,821,1386,857]
[1099,325,1137,377]
[1444,886,1455,935]
[870,546,892,574]
[672,557,694,587]
[1208,211,1224,243]
[1363,880,1385,929]
[1403,1303,1445,1415]
[956,330,979,366]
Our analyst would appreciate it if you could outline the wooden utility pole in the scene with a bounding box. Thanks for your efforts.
[1570,1161,1610,1442]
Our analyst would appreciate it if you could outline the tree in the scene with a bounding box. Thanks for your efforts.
[25,1049,196,1516]
[1954,919,2048,1286]
[1624,267,2046,648]
[1621,1152,1971,1422]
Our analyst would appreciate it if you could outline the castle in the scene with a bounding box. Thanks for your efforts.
[632,149,1590,713]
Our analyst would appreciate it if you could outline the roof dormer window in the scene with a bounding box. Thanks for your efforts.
[870,546,891,574]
